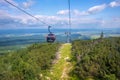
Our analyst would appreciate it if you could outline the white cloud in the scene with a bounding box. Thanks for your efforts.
[0,12,120,29]
[0,10,103,29]
[57,10,69,15]
[0,10,9,17]
[73,10,89,16]
[0,9,70,29]
[57,4,107,16]
[0,0,4,3]
[23,0,34,9]
[57,9,89,16]
[101,18,120,28]
[88,4,107,14]
[0,0,34,9]
[1,8,119,29]
[109,1,120,7]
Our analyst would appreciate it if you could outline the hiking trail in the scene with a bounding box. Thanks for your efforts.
[47,43,73,80]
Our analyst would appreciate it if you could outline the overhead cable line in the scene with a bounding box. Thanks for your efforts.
[67,0,71,43]
[4,0,49,26]
[68,0,71,32]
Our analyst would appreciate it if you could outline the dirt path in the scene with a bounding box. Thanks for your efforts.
[47,43,72,80]
[60,43,72,80]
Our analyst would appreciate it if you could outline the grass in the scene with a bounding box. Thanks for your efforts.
[46,43,72,80]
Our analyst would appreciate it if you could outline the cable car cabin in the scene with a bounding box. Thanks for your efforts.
[46,33,56,42]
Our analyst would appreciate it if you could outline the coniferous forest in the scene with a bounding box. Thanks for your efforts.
[0,37,120,80]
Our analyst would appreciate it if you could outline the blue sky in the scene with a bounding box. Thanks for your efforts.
[0,0,120,29]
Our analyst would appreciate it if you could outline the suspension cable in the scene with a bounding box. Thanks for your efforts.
[68,0,71,42]
[4,0,49,26]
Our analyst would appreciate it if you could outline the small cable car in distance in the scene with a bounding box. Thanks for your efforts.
[46,26,56,43]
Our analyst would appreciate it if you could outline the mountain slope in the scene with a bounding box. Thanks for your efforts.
[0,43,60,80]
[0,37,120,80]
[70,37,120,80]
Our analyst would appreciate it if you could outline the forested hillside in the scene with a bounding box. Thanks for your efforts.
[0,43,60,80]
[70,37,120,80]
[0,37,120,80]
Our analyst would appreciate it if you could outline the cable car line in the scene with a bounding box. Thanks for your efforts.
[68,0,71,33]
[4,0,72,43]
[4,0,48,26]
[4,0,56,43]
[67,0,71,43]
[48,26,52,33]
